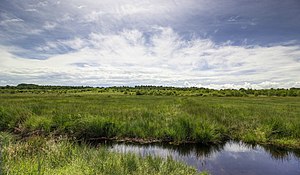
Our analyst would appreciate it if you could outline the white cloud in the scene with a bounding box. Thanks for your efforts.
[58,14,73,22]
[35,37,87,52]
[1,27,300,88]
[0,18,24,26]
[72,0,202,28]
[43,21,57,30]
[25,9,38,12]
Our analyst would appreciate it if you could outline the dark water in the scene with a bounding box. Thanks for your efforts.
[100,141,300,175]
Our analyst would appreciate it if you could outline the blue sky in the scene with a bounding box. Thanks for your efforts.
[0,0,300,88]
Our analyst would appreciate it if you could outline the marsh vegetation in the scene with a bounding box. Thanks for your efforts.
[1,85,300,174]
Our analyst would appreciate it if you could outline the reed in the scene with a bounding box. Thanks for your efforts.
[0,132,203,175]
[0,93,299,148]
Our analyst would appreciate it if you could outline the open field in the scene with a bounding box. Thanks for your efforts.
[1,92,300,147]
[1,91,300,174]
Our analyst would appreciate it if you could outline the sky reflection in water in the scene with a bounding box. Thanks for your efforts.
[102,141,300,175]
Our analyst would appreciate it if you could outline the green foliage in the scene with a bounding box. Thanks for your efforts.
[0,107,11,129]
[0,106,30,131]
[0,93,300,148]
[1,84,300,97]
[79,116,118,138]
[24,115,53,132]
[1,90,299,174]
[1,136,201,175]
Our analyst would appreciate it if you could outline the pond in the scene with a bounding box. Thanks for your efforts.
[99,141,300,175]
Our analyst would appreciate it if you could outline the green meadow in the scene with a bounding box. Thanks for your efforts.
[1,93,300,147]
[1,89,300,174]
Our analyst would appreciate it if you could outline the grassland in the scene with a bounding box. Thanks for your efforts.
[0,132,202,175]
[1,93,300,147]
[1,91,300,174]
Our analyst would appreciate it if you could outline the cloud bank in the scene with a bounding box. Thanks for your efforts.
[1,27,300,88]
[0,0,300,88]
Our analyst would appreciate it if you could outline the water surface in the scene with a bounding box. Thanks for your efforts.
[100,141,300,175]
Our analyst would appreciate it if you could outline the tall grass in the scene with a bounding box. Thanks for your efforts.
[0,132,202,175]
[0,94,299,148]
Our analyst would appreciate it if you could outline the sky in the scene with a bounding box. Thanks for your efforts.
[0,0,300,89]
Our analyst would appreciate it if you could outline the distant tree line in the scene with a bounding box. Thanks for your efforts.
[0,84,300,97]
